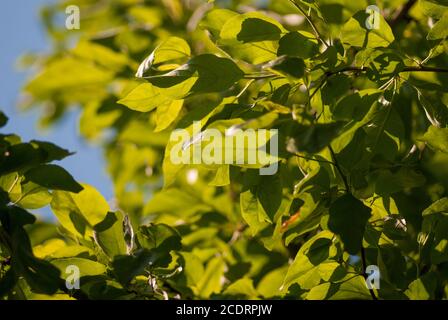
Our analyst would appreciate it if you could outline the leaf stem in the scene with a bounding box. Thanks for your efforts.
[294,153,335,166]
[243,74,278,80]
[7,174,20,194]
[328,146,350,193]
[361,246,378,300]
[289,0,330,48]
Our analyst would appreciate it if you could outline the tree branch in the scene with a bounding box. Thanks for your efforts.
[402,66,448,73]
[327,65,448,76]
[389,0,417,27]
[244,65,448,82]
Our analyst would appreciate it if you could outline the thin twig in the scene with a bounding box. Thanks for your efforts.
[389,0,417,27]
[402,66,448,73]
[294,153,335,166]
[326,65,448,76]
[328,146,350,193]
[289,0,330,48]
[243,74,278,80]
[361,246,378,300]
[244,65,448,82]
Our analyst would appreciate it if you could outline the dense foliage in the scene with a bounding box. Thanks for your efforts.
[1,0,448,300]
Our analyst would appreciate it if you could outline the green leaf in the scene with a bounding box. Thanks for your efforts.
[144,188,211,217]
[328,194,371,254]
[72,41,130,72]
[80,276,129,300]
[240,188,269,235]
[272,57,306,78]
[306,238,333,265]
[307,275,371,300]
[217,12,285,64]
[405,274,437,300]
[128,6,163,28]
[10,182,52,209]
[340,11,394,48]
[29,141,74,162]
[0,112,8,128]
[112,249,157,285]
[288,122,344,154]
[374,168,426,196]
[1,207,62,295]
[136,37,191,78]
[237,18,282,43]
[355,49,404,82]
[196,256,225,298]
[17,251,62,295]
[222,278,259,299]
[220,12,286,42]
[305,282,332,300]
[152,37,191,64]
[257,266,288,298]
[51,257,107,277]
[0,205,36,229]
[161,105,228,186]
[422,198,448,264]
[334,128,368,175]
[417,93,448,128]
[277,31,319,59]
[257,174,283,222]
[169,251,204,295]
[154,99,184,132]
[117,83,174,112]
[138,223,181,252]
[94,211,128,258]
[282,231,337,290]
[0,269,17,297]
[377,245,407,287]
[332,89,383,121]
[317,261,347,282]
[0,140,73,177]
[209,165,230,187]
[421,0,448,19]
[25,57,114,99]
[148,54,244,94]
[430,217,448,264]
[363,99,405,161]
[24,164,83,193]
[427,11,448,40]
[240,173,283,235]
[423,197,448,216]
[51,184,110,238]
[283,166,330,243]
[200,9,239,38]
[420,125,448,153]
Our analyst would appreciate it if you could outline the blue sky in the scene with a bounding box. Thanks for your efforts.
[0,0,113,216]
